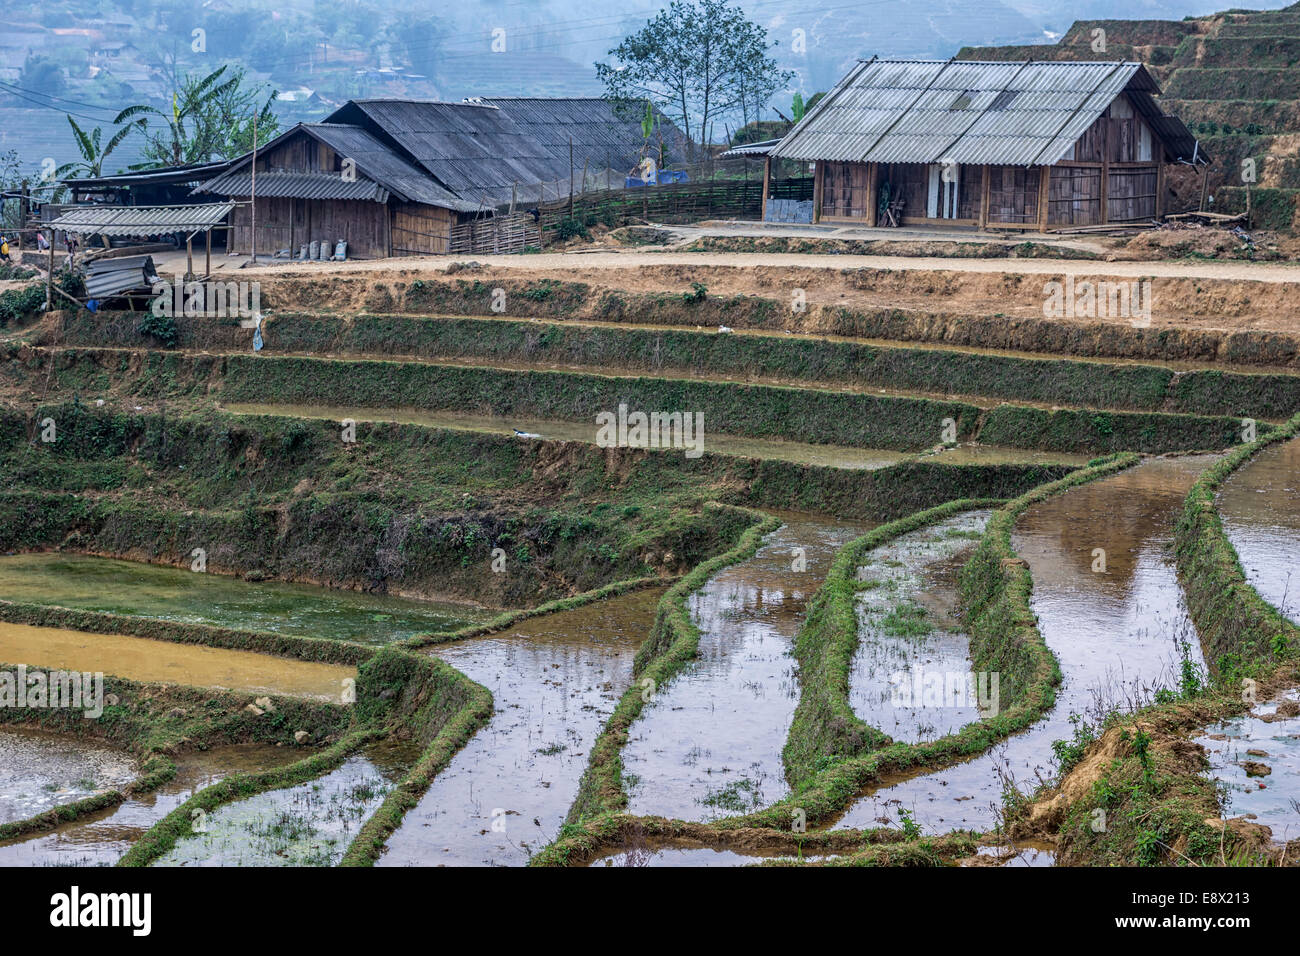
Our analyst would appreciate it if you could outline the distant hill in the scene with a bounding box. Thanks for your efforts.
[958,2,1300,231]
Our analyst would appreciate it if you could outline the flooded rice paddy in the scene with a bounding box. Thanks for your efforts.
[0,620,354,701]
[378,589,662,866]
[622,513,877,821]
[0,725,137,824]
[1196,689,1300,845]
[0,553,490,644]
[589,838,837,867]
[849,510,992,743]
[833,456,1216,834]
[0,743,301,866]
[1217,437,1300,623]
[154,739,419,867]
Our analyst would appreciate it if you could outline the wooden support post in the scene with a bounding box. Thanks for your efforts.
[812,161,824,223]
[45,240,53,312]
[979,165,990,230]
[205,229,212,277]
[1100,121,1111,225]
[1037,165,1050,233]
[1156,157,1166,220]
[186,235,193,280]
[866,163,879,227]
[760,155,771,221]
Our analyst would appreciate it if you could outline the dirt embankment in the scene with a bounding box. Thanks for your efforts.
[245,258,1300,337]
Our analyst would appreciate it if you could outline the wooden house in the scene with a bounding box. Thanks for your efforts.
[765,59,1207,230]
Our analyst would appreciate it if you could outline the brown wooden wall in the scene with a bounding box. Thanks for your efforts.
[391,201,457,255]
[228,197,390,258]
[819,161,871,218]
[987,166,1041,224]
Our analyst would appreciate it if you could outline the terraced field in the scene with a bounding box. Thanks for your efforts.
[1,256,1298,871]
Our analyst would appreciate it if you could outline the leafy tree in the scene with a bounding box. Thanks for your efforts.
[55,116,141,180]
[596,0,792,158]
[116,65,278,167]
[16,54,66,97]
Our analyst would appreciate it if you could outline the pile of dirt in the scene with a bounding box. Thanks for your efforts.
[1120,225,1294,261]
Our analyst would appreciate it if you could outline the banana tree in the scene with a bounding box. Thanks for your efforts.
[115,65,242,167]
[51,115,142,199]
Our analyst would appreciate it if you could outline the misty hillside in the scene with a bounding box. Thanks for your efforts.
[0,0,1284,180]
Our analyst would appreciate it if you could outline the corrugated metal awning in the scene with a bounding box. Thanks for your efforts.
[48,202,235,237]
[198,170,389,202]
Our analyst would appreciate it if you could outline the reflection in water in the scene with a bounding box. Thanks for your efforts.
[0,743,300,866]
[623,514,877,821]
[1196,690,1300,845]
[0,552,489,645]
[850,511,992,743]
[1218,437,1300,624]
[378,589,662,867]
[0,725,137,825]
[0,620,355,701]
[153,739,418,867]
[590,840,837,867]
[834,456,1217,834]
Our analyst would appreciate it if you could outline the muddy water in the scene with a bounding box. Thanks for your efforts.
[1196,689,1300,844]
[377,589,661,867]
[833,456,1216,834]
[623,513,877,821]
[0,620,354,701]
[153,739,419,867]
[850,511,992,743]
[225,402,911,471]
[1217,437,1300,623]
[0,552,490,644]
[0,725,137,824]
[0,743,300,866]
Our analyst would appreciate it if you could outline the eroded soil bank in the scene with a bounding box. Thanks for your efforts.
[623,513,877,820]
[833,456,1216,834]
[0,620,355,701]
[0,553,492,644]
[378,588,662,866]
[1217,437,1300,623]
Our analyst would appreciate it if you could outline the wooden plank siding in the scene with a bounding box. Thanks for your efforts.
[229,197,391,258]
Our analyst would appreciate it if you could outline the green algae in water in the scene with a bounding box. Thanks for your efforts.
[0,553,492,645]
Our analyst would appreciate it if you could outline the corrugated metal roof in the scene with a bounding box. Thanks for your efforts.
[62,160,233,190]
[721,138,782,157]
[194,123,488,212]
[84,254,160,298]
[770,60,1204,166]
[48,202,234,236]
[476,97,688,171]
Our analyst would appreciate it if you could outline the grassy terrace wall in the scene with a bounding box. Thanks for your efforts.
[534,455,1141,865]
[1175,412,1300,677]
[51,310,1300,420]
[0,402,763,607]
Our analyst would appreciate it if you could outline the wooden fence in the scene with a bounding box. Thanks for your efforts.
[448,213,540,255]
